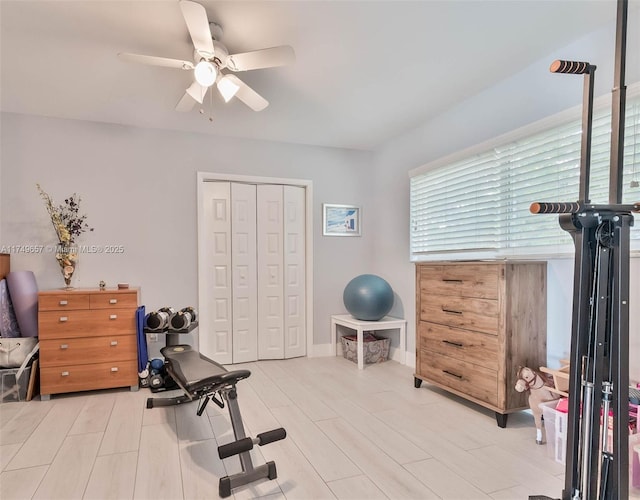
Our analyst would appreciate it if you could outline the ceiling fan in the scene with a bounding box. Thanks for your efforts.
[118,0,295,113]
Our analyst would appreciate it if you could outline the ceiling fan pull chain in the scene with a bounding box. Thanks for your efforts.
[209,85,214,122]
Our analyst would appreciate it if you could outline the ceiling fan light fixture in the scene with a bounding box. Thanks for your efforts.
[217,76,240,102]
[194,60,217,87]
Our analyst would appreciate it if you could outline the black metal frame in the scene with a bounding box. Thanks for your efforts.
[530,1,636,499]
[146,344,285,498]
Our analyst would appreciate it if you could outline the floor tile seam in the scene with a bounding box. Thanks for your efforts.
[0,400,57,455]
[314,416,401,474]
[81,449,138,499]
[6,399,82,472]
[324,472,389,499]
[129,398,150,500]
[1,437,28,471]
[280,426,342,490]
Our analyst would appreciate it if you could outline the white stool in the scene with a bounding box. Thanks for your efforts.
[331,314,406,369]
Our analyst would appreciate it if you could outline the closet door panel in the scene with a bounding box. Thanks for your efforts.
[257,185,284,359]
[284,185,306,358]
[200,182,232,364]
[231,183,258,363]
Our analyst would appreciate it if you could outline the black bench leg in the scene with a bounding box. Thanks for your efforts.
[218,388,281,496]
[219,477,231,498]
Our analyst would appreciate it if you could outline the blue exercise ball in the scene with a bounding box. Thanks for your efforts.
[343,274,394,321]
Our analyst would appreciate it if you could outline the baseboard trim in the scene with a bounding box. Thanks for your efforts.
[308,343,413,368]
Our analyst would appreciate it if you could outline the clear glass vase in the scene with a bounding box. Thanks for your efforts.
[55,244,78,288]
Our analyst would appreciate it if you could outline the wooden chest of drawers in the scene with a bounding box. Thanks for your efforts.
[415,261,547,427]
[38,288,139,399]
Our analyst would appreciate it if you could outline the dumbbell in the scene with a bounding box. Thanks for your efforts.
[145,306,175,331]
[169,307,198,331]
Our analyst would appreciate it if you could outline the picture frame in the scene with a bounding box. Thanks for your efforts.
[323,203,361,236]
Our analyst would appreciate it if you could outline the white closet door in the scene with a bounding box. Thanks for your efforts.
[200,182,233,364]
[284,185,306,358]
[231,183,258,363]
[257,184,284,359]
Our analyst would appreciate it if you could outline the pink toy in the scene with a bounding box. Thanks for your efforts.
[515,366,561,444]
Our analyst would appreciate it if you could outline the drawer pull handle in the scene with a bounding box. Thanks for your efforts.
[442,340,464,348]
[60,344,69,350]
[61,371,70,377]
[442,308,462,315]
[110,340,118,346]
[443,370,463,380]
[111,367,119,372]
[59,316,68,322]
[109,299,118,304]
[442,279,463,283]
[59,300,68,306]
[109,314,118,320]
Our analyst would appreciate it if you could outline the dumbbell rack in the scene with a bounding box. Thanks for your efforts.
[144,321,199,348]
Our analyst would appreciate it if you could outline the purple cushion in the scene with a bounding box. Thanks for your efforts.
[6,271,38,337]
[0,279,21,338]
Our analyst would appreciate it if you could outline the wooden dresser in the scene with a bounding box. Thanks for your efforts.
[415,261,547,427]
[0,253,9,279]
[38,288,139,399]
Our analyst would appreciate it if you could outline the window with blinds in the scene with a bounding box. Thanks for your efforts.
[410,88,640,260]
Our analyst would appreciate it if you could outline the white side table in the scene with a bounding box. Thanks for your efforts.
[331,314,407,370]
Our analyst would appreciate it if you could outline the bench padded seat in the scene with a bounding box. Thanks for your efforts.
[161,345,250,395]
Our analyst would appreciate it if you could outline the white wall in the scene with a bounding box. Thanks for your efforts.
[371,19,640,382]
[2,13,639,377]
[0,113,375,356]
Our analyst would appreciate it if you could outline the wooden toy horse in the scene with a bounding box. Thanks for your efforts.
[515,366,561,444]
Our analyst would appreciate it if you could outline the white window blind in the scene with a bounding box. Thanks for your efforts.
[410,88,640,259]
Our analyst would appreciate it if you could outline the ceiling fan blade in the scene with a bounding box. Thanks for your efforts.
[226,46,295,72]
[223,74,268,111]
[175,92,196,112]
[179,0,215,59]
[185,81,207,104]
[176,81,207,111]
[118,52,194,70]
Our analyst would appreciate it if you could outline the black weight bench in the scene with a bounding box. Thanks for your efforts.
[146,344,286,498]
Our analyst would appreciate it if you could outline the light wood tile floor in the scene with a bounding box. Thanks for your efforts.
[1,356,639,500]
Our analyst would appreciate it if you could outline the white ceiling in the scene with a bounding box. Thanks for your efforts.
[0,0,624,151]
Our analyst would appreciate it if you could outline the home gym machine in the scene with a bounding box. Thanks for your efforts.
[529,1,638,499]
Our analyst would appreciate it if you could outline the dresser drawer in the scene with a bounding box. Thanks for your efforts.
[90,292,137,310]
[39,293,91,311]
[420,295,498,334]
[38,309,136,339]
[40,360,138,395]
[419,322,498,370]
[419,264,499,300]
[39,335,137,367]
[419,352,498,406]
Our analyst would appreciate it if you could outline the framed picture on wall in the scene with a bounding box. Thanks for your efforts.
[323,204,361,236]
